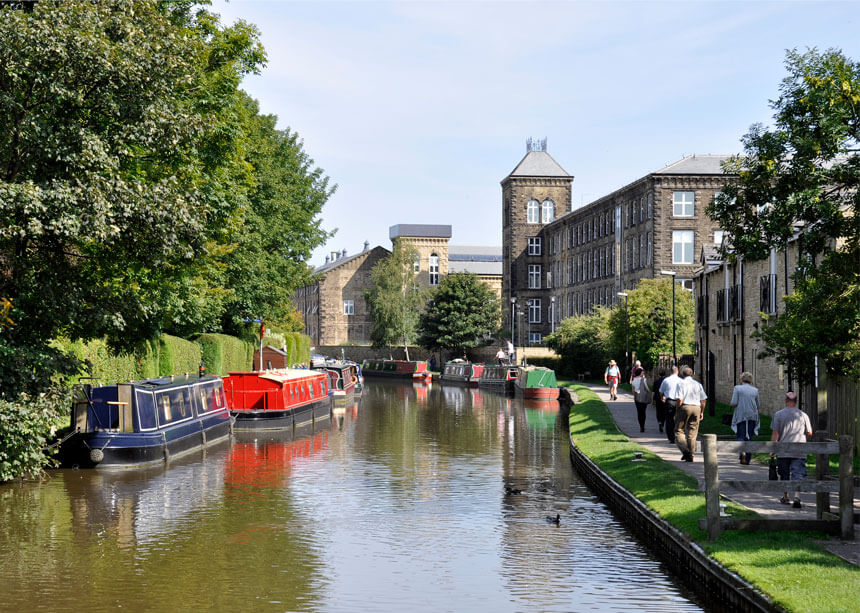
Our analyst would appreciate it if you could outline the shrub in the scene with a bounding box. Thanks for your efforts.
[0,390,65,482]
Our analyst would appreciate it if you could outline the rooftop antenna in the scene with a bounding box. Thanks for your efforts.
[526,137,547,152]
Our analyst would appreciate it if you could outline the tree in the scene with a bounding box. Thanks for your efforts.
[364,240,425,359]
[606,278,694,370]
[0,1,264,394]
[418,273,500,355]
[544,307,611,376]
[707,48,860,381]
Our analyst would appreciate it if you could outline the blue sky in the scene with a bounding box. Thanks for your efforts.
[212,1,860,266]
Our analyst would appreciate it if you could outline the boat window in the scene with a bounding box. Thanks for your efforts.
[156,387,193,424]
[308,382,314,398]
[197,381,226,414]
[136,390,157,430]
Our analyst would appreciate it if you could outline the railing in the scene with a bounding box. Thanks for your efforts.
[728,284,743,321]
[759,274,777,315]
[715,289,727,322]
[699,434,855,540]
[696,295,708,328]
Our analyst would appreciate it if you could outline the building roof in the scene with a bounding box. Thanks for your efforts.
[449,260,503,276]
[389,224,452,239]
[449,245,502,262]
[312,245,389,275]
[505,150,572,180]
[653,154,731,175]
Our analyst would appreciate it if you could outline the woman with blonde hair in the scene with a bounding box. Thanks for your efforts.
[730,371,760,464]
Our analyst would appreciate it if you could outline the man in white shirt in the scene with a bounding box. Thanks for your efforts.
[676,366,707,462]
[658,365,682,443]
[771,391,813,508]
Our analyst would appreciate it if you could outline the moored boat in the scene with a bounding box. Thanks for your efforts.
[361,359,430,379]
[514,366,559,399]
[478,364,519,393]
[311,359,360,396]
[223,368,331,430]
[440,360,485,387]
[58,374,233,468]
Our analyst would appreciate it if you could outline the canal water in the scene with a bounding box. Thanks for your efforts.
[0,380,706,612]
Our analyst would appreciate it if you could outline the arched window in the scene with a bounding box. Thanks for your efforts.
[429,253,439,286]
[542,199,555,223]
[527,199,540,223]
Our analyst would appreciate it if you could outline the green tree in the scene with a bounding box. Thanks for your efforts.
[0,1,264,394]
[607,278,694,371]
[544,307,611,377]
[418,273,500,355]
[365,240,425,359]
[707,48,860,381]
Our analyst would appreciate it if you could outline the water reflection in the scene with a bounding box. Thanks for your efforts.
[0,380,706,612]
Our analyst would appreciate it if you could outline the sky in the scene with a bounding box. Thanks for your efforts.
[211,0,860,266]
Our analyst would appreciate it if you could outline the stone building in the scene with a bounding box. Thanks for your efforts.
[295,227,502,347]
[502,141,731,346]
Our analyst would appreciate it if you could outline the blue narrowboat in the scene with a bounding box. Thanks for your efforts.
[59,374,233,468]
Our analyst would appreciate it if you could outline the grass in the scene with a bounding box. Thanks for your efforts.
[565,383,859,613]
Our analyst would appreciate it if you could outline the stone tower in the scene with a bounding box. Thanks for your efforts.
[501,139,573,343]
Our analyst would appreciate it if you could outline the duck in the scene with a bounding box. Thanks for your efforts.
[504,486,523,495]
[545,513,560,524]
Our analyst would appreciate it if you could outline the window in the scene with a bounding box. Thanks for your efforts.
[546,270,552,289]
[429,254,439,286]
[672,230,695,264]
[528,265,541,289]
[714,230,725,245]
[344,300,354,315]
[527,199,540,223]
[413,255,420,273]
[528,236,541,256]
[673,191,695,217]
[528,298,541,323]
[529,332,542,345]
[542,199,555,223]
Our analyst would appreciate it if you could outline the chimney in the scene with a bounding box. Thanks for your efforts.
[341,249,347,258]
[330,251,337,262]
[325,255,330,264]
[363,240,370,251]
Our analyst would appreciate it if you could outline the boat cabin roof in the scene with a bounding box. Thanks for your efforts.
[127,374,221,391]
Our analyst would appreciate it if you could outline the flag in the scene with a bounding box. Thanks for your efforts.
[260,319,265,340]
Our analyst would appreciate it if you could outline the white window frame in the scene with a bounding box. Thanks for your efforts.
[542,199,555,223]
[528,264,541,289]
[527,199,540,223]
[673,191,695,217]
[672,230,695,264]
[344,300,354,315]
[529,332,542,346]
[429,254,439,286]
[714,230,725,245]
[528,298,541,324]
[527,236,541,256]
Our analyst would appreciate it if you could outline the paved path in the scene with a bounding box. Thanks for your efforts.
[583,382,859,566]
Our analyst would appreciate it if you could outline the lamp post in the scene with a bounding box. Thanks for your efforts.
[550,295,556,334]
[617,292,628,380]
[510,296,516,364]
[517,310,525,365]
[660,270,677,365]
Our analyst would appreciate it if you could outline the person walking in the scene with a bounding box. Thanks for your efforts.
[604,359,620,400]
[628,360,642,384]
[496,347,506,365]
[730,371,760,465]
[675,366,707,462]
[631,366,651,433]
[652,368,668,433]
[770,391,813,508]
[658,365,682,443]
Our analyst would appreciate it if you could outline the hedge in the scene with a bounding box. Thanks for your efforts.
[196,333,254,375]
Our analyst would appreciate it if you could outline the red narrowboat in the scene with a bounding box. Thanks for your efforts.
[223,369,331,430]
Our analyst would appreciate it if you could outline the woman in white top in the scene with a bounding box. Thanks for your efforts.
[604,359,621,400]
[631,366,651,432]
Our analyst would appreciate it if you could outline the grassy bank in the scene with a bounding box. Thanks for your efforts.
[566,384,858,613]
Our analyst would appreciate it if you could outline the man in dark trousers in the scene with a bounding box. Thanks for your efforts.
[658,365,681,443]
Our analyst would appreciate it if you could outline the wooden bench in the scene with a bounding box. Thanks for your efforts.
[698,434,855,540]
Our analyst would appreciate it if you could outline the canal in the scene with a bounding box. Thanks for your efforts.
[0,380,707,612]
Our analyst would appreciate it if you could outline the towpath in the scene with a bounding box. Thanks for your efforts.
[581,382,859,566]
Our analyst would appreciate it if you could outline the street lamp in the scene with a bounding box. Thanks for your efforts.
[660,270,677,365]
[617,292,628,380]
[550,295,556,334]
[510,296,516,363]
[517,310,525,365]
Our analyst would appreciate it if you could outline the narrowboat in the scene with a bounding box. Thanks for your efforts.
[478,364,519,393]
[311,359,360,396]
[58,374,233,468]
[361,359,430,380]
[514,366,560,399]
[223,368,331,430]
[440,360,485,387]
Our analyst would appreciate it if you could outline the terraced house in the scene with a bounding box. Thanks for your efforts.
[503,141,732,345]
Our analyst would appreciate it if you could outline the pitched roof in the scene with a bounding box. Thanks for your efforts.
[505,151,572,179]
[653,154,731,175]
[312,245,389,275]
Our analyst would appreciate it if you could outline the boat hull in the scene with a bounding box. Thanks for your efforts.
[361,359,430,379]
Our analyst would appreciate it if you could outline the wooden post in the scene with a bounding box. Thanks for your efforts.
[703,434,721,540]
[814,432,830,519]
[839,435,854,540]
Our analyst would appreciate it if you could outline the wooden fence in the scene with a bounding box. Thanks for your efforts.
[698,434,855,540]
